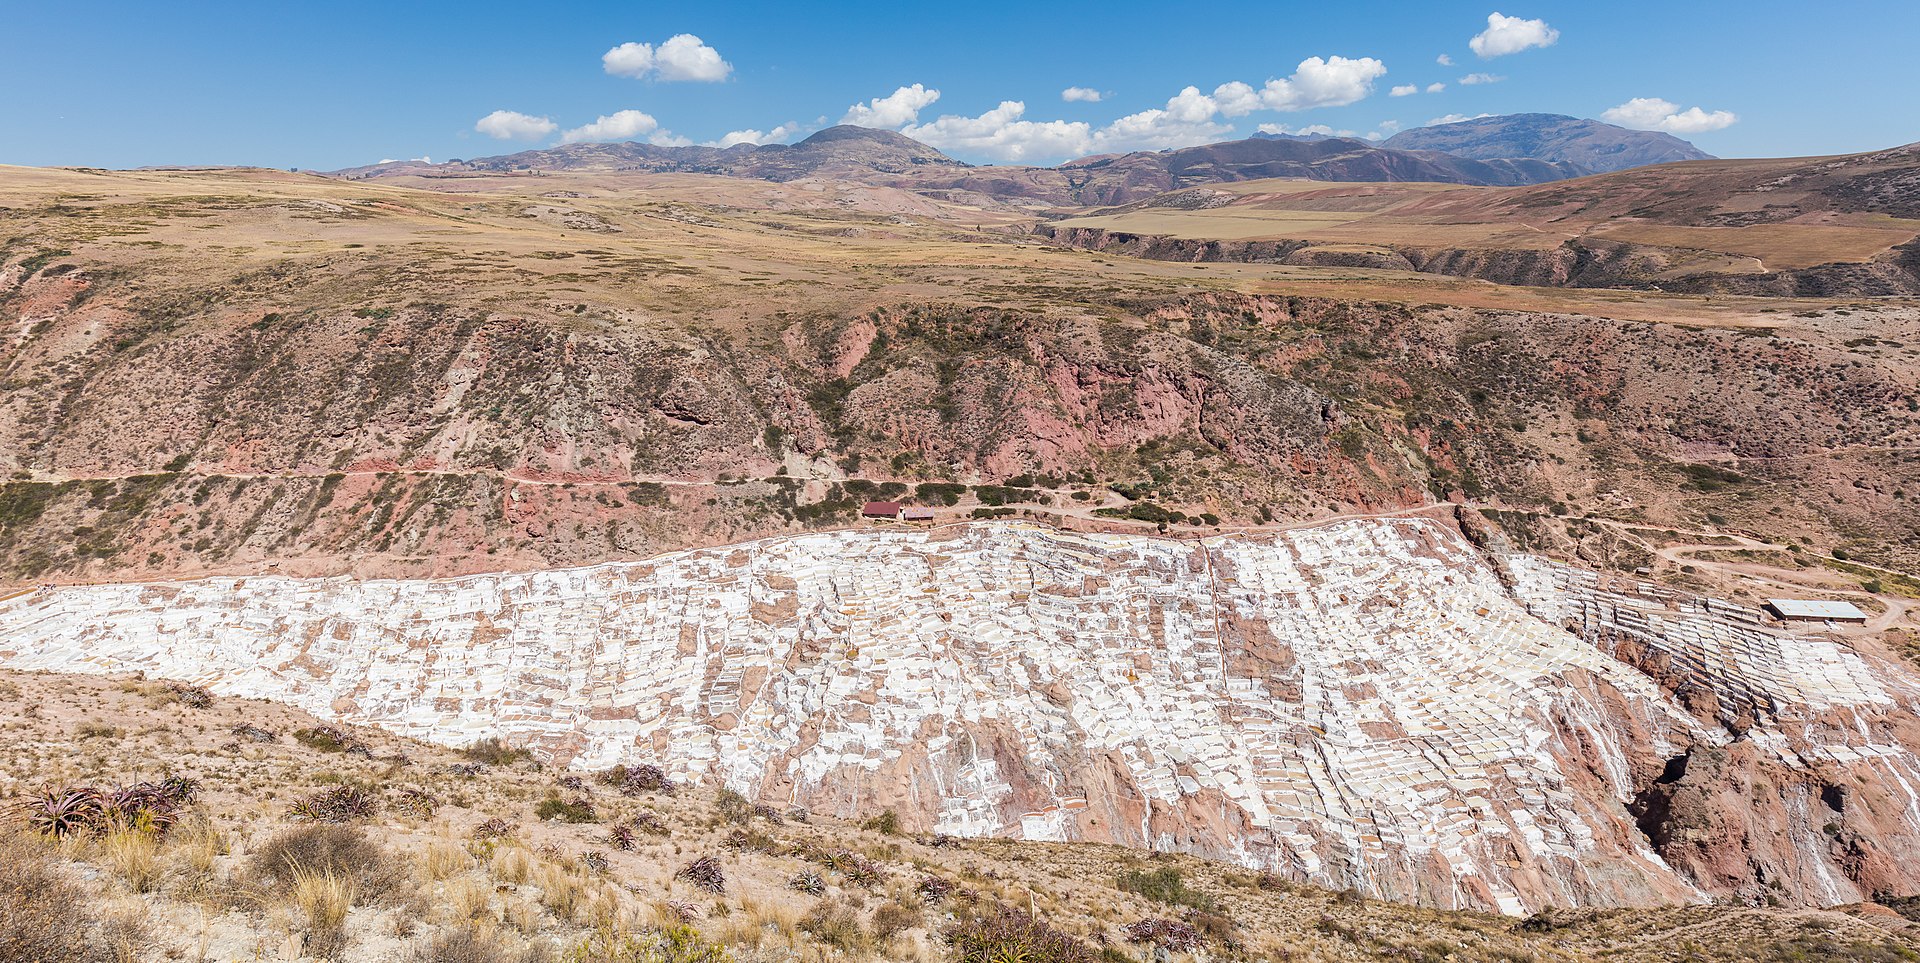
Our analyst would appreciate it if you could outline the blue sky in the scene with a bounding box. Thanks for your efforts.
[3,1,1916,169]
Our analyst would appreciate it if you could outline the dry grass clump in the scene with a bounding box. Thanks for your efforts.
[289,863,355,958]
[799,897,872,954]
[0,831,131,963]
[99,829,162,893]
[410,924,547,963]
[246,823,405,902]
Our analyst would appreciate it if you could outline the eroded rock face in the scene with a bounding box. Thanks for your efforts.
[3,519,1918,913]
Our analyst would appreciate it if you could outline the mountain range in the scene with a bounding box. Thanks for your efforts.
[336,114,1713,207]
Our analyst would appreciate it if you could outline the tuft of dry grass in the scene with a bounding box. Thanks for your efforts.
[99,830,161,893]
[490,844,532,885]
[534,861,586,924]
[445,874,495,924]
[424,840,471,881]
[289,864,355,959]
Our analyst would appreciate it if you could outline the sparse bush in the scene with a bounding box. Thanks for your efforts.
[163,682,213,708]
[714,788,752,825]
[800,898,870,953]
[629,811,667,836]
[609,825,638,851]
[1116,867,1216,911]
[860,808,901,835]
[294,724,365,754]
[409,925,520,963]
[0,832,131,963]
[871,900,921,940]
[247,824,402,902]
[561,924,730,963]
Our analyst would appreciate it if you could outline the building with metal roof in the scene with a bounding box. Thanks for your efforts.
[1764,598,1869,624]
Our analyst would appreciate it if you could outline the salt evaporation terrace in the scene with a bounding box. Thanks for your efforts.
[4,518,1917,913]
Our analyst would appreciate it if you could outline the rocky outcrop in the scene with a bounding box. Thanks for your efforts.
[5,518,1918,914]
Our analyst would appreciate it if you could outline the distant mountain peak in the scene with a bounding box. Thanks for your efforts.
[1383,114,1712,174]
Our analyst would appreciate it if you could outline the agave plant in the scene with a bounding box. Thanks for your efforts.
[946,908,1099,963]
[841,855,885,888]
[393,788,438,818]
[157,774,201,806]
[1123,918,1203,952]
[472,817,516,841]
[24,787,104,837]
[580,850,610,874]
[629,810,667,836]
[675,855,726,894]
[608,824,637,851]
[788,870,825,896]
[165,682,214,708]
[230,723,277,743]
[917,874,955,904]
[620,764,676,796]
[287,786,377,823]
[104,783,181,836]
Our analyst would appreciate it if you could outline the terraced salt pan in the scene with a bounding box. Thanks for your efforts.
[3,518,1916,912]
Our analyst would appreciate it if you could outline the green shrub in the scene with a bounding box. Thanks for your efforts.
[535,794,598,824]
[1115,867,1217,911]
[461,738,532,767]
[860,808,901,835]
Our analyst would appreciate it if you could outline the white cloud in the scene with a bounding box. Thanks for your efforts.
[902,101,1097,161]
[1096,103,1233,152]
[1390,84,1419,97]
[1458,73,1503,85]
[655,34,732,82]
[602,34,731,82]
[1209,81,1262,117]
[602,42,655,78]
[1061,86,1104,103]
[1427,112,1495,126]
[841,83,941,128]
[707,122,803,148]
[560,109,660,144]
[1426,82,1447,93]
[474,110,557,141]
[1469,12,1560,58]
[1601,97,1737,133]
[1256,55,1389,111]
[377,155,432,165]
[1258,123,1357,139]
[1376,120,1402,134]
[1436,54,1455,66]
[885,55,1387,164]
